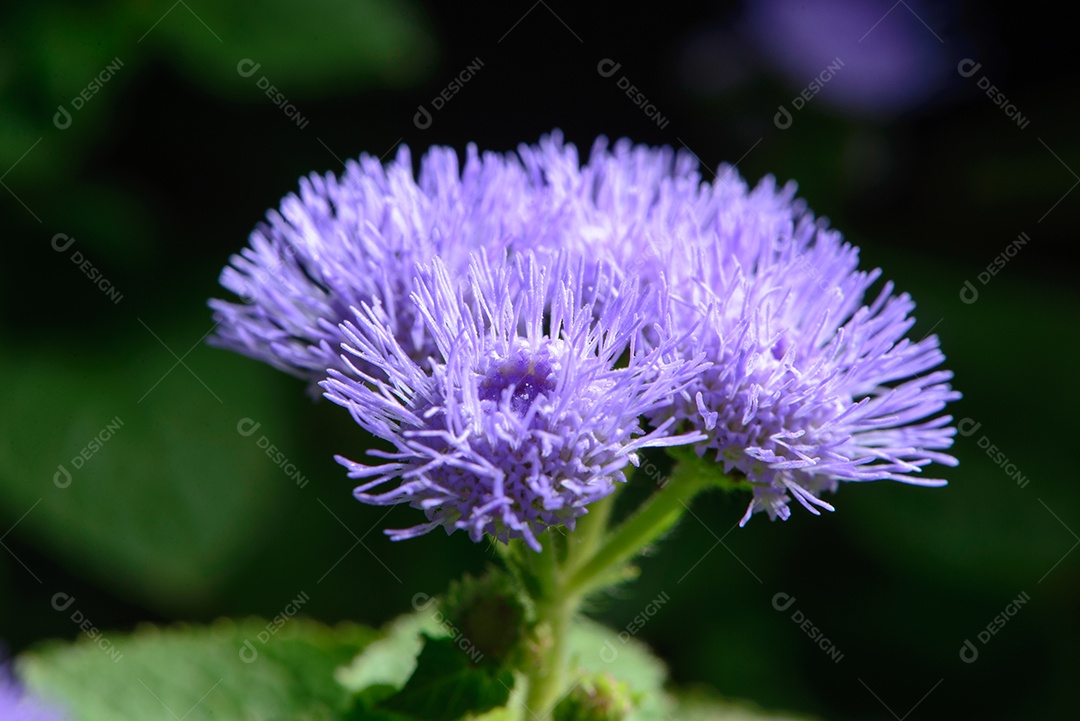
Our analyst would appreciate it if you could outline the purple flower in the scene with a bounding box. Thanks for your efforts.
[0,662,67,721]
[207,132,690,391]
[210,131,959,532]
[321,253,704,550]
[517,135,703,279]
[651,174,958,524]
[209,141,555,390]
[746,0,953,116]
[505,135,959,524]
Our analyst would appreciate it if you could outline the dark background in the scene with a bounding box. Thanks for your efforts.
[2,1,1077,718]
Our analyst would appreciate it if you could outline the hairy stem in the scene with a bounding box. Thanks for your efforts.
[564,465,714,599]
[518,461,720,716]
[522,534,578,717]
[566,492,615,573]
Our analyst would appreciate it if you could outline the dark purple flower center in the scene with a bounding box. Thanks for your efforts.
[479,348,556,413]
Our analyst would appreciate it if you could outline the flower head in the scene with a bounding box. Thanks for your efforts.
[210,131,959,534]
[209,142,552,390]
[643,170,959,524]
[322,253,704,550]
[498,134,958,524]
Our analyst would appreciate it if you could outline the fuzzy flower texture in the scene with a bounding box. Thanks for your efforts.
[211,132,958,547]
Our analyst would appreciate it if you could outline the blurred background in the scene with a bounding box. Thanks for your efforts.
[2,1,1077,718]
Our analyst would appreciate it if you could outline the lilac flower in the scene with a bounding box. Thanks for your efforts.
[209,142,553,390]
[516,135,704,289]
[746,0,953,116]
[508,135,958,524]
[207,132,691,391]
[650,175,958,525]
[321,253,705,550]
[210,131,958,531]
[0,662,67,721]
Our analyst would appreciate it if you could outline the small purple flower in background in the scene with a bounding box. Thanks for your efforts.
[322,253,705,550]
[746,0,954,116]
[209,142,555,390]
[0,660,67,721]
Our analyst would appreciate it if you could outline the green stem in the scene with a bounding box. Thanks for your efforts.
[532,531,559,599]
[564,465,713,599]
[522,533,577,717]
[524,593,575,716]
[518,461,721,717]
[566,492,615,573]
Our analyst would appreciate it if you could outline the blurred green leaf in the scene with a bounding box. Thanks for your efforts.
[140,0,435,96]
[1,0,435,180]
[670,688,818,721]
[566,618,670,721]
[0,321,295,612]
[19,618,376,721]
[336,611,437,704]
[341,608,512,721]
[376,636,513,721]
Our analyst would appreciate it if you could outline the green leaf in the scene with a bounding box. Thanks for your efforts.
[18,618,378,721]
[336,611,440,703]
[0,323,295,612]
[669,688,819,721]
[470,677,526,721]
[566,619,670,721]
[377,637,514,721]
[553,673,635,721]
[139,0,437,96]
[340,609,513,721]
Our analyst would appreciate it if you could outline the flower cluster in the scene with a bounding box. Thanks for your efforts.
[654,186,959,524]
[210,131,958,545]
[322,254,704,550]
[209,143,564,390]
